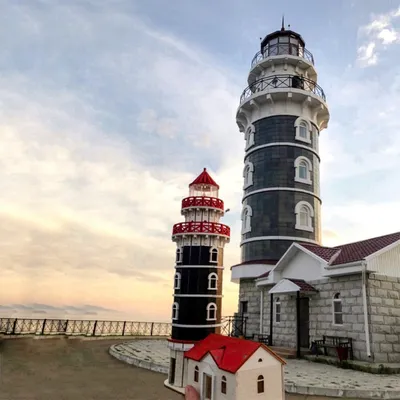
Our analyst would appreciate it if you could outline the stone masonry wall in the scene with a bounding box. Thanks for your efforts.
[367,274,400,363]
[238,279,260,337]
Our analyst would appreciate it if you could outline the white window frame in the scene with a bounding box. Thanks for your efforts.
[245,124,255,150]
[275,297,281,323]
[172,302,179,320]
[209,247,218,263]
[176,247,183,264]
[333,293,343,326]
[208,272,218,290]
[221,375,227,394]
[294,156,312,185]
[194,366,199,382]
[294,117,312,144]
[206,303,217,321]
[295,201,314,232]
[243,161,254,189]
[174,272,181,289]
[241,205,252,234]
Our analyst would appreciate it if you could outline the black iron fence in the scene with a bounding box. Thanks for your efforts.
[240,74,326,104]
[0,316,247,338]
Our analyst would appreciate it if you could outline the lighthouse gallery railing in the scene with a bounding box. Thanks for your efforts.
[172,221,230,237]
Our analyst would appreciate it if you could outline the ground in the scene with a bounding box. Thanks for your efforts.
[0,336,381,400]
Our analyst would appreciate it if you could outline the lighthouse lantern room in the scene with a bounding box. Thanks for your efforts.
[167,168,230,389]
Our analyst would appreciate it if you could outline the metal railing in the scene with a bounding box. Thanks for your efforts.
[251,44,314,68]
[181,196,224,211]
[240,74,326,104]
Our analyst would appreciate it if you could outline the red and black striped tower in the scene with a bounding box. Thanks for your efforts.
[166,168,230,388]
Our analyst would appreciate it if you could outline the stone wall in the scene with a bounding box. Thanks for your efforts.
[238,279,261,336]
[367,274,400,363]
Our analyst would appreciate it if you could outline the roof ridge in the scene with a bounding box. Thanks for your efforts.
[327,249,341,265]
[336,231,400,248]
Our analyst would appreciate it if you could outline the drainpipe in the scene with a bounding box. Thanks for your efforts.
[361,261,371,358]
[259,289,264,335]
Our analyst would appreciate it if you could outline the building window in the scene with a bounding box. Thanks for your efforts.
[294,117,311,143]
[333,293,343,325]
[275,297,281,323]
[241,205,252,234]
[240,300,248,314]
[221,376,227,394]
[172,302,179,320]
[294,156,312,185]
[174,272,181,290]
[194,366,199,382]
[208,272,218,290]
[210,247,218,263]
[295,201,314,232]
[245,124,255,150]
[206,303,217,321]
[176,248,183,264]
[243,161,254,189]
[257,375,264,393]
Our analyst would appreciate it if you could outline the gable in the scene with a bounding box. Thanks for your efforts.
[366,240,400,277]
[238,347,282,371]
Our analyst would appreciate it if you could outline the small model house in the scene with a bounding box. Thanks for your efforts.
[184,333,286,400]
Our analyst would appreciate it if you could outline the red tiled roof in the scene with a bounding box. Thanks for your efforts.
[189,168,219,189]
[300,232,400,266]
[288,279,317,292]
[231,259,278,269]
[184,333,285,373]
[257,271,270,279]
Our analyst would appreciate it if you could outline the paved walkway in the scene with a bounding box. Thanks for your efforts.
[110,339,400,399]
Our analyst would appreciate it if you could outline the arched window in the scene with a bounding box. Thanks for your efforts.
[294,117,311,143]
[174,272,181,290]
[194,366,199,382]
[221,375,227,394]
[243,161,254,189]
[208,272,218,290]
[257,375,264,393]
[245,124,255,150]
[172,302,179,320]
[294,156,312,184]
[241,205,252,234]
[206,303,217,321]
[333,293,343,325]
[176,247,183,264]
[209,247,218,263]
[275,297,281,323]
[295,201,314,232]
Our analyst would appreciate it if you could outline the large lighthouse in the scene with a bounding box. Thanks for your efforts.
[167,168,230,388]
[231,23,330,331]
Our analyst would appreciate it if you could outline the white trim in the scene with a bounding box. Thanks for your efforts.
[243,161,254,189]
[206,302,217,321]
[294,117,312,144]
[323,265,363,277]
[167,342,195,351]
[294,156,312,185]
[171,323,223,328]
[245,124,255,150]
[207,272,218,290]
[332,293,343,326]
[172,302,179,320]
[241,205,252,234]
[275,296,281,323]
[269,279,301,294]
[240,236,318,245]
[242,187,321,202]
[173,294,223,298]
[209,247,219,263]
[295,201,314,232]
[364,239,400,261]
[174,272,181,290]
[175,265,224,269]
[245,142,319,160]
[176,247,183,264]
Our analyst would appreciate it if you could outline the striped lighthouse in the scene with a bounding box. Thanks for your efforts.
[167,168,230,388]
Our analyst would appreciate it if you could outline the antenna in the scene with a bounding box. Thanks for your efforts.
[281,14,285,31]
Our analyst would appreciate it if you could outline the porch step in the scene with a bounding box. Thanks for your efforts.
[269,346,297,359]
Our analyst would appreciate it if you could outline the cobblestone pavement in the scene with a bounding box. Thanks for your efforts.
[111,339,400,399]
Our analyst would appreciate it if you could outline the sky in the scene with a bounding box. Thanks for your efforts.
[1,0,400,322]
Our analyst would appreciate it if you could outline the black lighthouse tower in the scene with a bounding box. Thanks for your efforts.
[167,168,230,389]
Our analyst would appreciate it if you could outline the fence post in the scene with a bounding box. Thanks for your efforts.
[122,321,126,336]
[150,322,154,336]
[92,320,98,336]
[12,319,18,335]
[65,320,69,334]
[41,319,47,335]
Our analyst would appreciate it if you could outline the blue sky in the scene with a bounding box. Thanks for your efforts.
[1,0,400,321]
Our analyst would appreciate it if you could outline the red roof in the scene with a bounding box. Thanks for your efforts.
[184,333,285,373]
[231,259,278,270]
[189,168,219,189]
[257,271,270,279]
[288,279,317,292]
[300,231,400,266]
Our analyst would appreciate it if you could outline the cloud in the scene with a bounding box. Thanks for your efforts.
[357,6,400,66]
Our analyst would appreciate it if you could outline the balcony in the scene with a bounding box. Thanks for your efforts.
[251,44,314,69]
[172,221,230,238]
[181,196,224,211]
[240,74,326,104]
